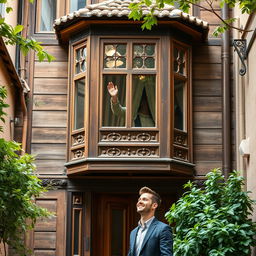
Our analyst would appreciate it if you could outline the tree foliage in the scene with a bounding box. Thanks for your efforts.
[129,0,256,35]
[0,0,54,61]
[165,169,256,256]
[0,87,51,255]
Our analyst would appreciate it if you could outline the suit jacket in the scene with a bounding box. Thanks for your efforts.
[127,218,173,256]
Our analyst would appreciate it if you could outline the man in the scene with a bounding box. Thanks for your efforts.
[128,187,173,256]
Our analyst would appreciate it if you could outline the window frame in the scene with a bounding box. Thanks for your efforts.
[99,38,160,130]
[171,39,192,162]
[69,39,89,161]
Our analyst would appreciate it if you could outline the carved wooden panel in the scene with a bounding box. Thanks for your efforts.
[72,130,85,147]
[173,146,188,161]
[71,147,85,160]
[100,131,158,142]
[99,146,159,157]
[173,129,188,147]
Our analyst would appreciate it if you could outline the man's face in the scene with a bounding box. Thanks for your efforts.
[136,192,157,214]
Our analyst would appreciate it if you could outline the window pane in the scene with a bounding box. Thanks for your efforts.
[111,209,124,256]
[174,80,185,130]
[102,75,126,127]
[104,44,127,69]
[75,46,87,74]
[133,44,155,69]
[0,3,5,18]
[70,0,86,12]
[40,0,56,31]
[132,75,156,127]
[74,79,85,130]
[173,47,185,75]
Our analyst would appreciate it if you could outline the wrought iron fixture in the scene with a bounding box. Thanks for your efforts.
[233,39,247,76]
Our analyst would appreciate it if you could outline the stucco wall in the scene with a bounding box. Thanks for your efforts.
[0,57,16,141]
[234,9,256,221]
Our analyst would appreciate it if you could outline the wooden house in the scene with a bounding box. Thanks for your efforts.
[4,0,243,255]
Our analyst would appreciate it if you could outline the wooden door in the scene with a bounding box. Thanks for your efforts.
[92,193,175,256]
[92,194,138,256]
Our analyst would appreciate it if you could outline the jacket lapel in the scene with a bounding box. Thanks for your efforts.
[139,218,158,253]
[130,226,139,256]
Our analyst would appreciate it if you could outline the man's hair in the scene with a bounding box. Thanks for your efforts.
[139,186,161,207]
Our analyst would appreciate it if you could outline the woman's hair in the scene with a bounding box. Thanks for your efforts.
[139,186,161,207]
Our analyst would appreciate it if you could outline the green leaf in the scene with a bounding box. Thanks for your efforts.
[13,24,24,35]
[6,7,13,13]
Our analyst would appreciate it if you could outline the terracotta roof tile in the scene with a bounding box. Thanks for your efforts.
[54,0,209,30]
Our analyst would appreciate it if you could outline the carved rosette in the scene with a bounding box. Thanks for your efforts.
[72,133,85,146]
[72,148,85,159]
[100,147,158,157]
[173,147,188,161]
[73,195,83,205]
[174,130,187,146]
[101,131,157,142]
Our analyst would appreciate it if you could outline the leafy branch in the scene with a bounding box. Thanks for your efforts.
[0,0,55,61]
[129,0,256,36]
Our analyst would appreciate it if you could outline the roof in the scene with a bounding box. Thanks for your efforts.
[54,0,209,30]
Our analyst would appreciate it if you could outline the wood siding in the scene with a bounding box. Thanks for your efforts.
[26,190,66,256]
[30,45,68,175]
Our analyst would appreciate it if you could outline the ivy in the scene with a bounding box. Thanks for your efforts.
[165,169,256,256]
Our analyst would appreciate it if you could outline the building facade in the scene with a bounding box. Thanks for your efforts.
[2,0,255,255]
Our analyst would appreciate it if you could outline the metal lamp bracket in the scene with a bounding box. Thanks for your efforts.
[233,39,247,76]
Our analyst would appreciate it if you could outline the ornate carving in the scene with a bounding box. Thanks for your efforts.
[100,131,157,142]
[107,132,122,141]
[100,146,158,157]
[72,148,84,159]
[174,147,187,160]
[137,148,151,156]
[41,179,67,188]
[73,133,84,146]
[73,195,83,205]
[174,133,187,146]
[106,147,121,156]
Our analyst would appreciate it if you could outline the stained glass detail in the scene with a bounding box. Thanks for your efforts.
[133,44,155,69]
[173,48,185,75]
[75,46,87,74]
[104,44,127,69]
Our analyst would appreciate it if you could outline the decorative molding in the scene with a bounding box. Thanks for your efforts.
[173,147,188,161]
[73,195,83,205]
[41,179,67,188]
[174,132,187,146]
[101,131,157,142]
[72,148,85,159]
[72,133,85,146]
[100,146,158,157]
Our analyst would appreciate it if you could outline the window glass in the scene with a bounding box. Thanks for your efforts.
[102,75,126,127]
[70,0,86,12]
[133,44,155,69]
[74,79,85,130]
[104,44,127,69]
[132,75,156,127]
[173,47,185,75]
[174,80,184,130]
[0,3,5,18]
[39,0,56,31]
[75,46,87,74]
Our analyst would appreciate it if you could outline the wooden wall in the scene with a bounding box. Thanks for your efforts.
[26,190,66,256]
[29,45,68,176]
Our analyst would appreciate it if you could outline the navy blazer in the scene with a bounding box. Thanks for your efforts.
[127,218,173,256]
